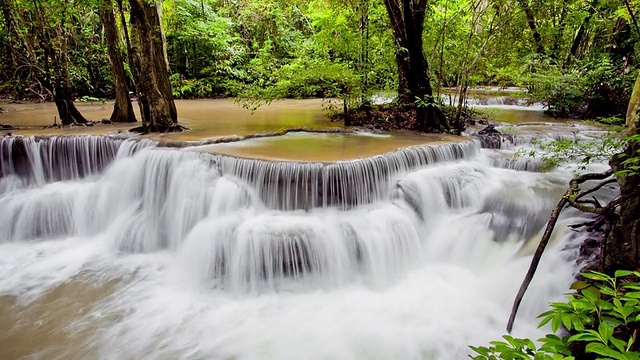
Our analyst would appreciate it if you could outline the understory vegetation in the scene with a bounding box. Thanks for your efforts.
[472,271,640,359]
[0,0,638,125]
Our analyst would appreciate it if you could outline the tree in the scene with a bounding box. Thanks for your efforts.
[22,0,89,125]
[516,0,545,56]
[383,0,450,133]
[100,0,136,123]
[129,0,179,132]
[605,73,640,273]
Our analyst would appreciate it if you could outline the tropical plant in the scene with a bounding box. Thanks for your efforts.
[471,270,640,359]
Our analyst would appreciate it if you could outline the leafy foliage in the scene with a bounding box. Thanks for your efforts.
[516,134,626,172]
[470,271,640,359]
[0,0,637,121]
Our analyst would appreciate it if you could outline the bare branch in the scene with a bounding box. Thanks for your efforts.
[507,169,614,333]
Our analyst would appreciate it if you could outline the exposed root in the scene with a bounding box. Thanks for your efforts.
[129,124,189,134]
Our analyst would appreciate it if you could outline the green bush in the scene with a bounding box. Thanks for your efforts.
[470,271,640,359]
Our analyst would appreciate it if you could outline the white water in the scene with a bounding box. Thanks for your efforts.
[0,134,610,359]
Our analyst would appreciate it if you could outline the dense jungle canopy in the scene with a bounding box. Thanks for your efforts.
[0,0,639,130]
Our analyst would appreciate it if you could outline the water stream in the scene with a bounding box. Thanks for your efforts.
[0,98,615,359]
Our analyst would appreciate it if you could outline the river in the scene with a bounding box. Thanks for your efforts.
[0,97,614,359]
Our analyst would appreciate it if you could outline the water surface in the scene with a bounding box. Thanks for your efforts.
[194,131,466,162]
[0,99,337,139]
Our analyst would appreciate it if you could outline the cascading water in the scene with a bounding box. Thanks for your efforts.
[0,133,612,359]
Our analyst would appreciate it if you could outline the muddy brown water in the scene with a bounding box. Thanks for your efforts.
[0,99,337,139]
[194,131,467,162]
[0,276,123,359]
[0,98,474,161]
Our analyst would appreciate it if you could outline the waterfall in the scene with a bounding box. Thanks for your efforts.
[0,133,610,359]
[206,140,477,209]
[0,135,158,188]
[0,135,583,291]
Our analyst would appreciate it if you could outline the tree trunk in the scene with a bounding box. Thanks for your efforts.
[517,0,546,55]
[100,0,136,123]
[605,74,640,272]
[383,0,450,133]
[129,0,178,132]
[565,0,597,65]
[52,78,87,125]
[551,0,568,59]
[148,1,178,123]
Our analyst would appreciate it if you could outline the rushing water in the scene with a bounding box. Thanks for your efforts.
[0,127,614,359]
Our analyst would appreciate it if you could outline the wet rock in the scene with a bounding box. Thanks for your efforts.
[473,124,502,149]
[101,118,112,124]
[478,119,489,125]
[478,124,500,135]
[0,124,15,130]
[579,237,601,260]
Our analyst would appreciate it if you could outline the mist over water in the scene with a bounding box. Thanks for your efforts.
[0,131,610,359]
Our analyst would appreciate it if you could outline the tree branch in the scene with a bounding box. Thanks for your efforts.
[506,169,613,333]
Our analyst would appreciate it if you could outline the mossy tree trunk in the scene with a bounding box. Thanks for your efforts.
[605,74,640,272]
[129,0,178,132]
[100,0,136,123]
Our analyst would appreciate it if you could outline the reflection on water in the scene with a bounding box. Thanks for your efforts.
[0,99,337,139]
[0,96,579,139]
[167,99,336,140]
[194,132,467,162]
[489,108,571,125]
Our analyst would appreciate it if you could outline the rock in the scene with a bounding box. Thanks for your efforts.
[478,119,489,125]
[85,121,94,127]
[478,124,500,135]
[0,124,15,130]
[473,124,503,149]
[579,237,601,260]
[101,118,112,124]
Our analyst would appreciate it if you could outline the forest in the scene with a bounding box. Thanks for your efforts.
[0,0,638,131]
[3,1,640,359]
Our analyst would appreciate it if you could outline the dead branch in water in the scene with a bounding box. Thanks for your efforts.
[506,169,615,333]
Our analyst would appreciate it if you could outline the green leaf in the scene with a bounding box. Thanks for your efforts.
[598,322,614,344]
[583,271,612,282]
[597,299,615,311]
[585,342,626,360]
[582,289,599,302]
[568,332,601,342]
[551,314,562,333]
[622,292,640,299]
[570,281,590,290]
[561,314,573,331]
[615,270,635,278]
[610,337,627,352]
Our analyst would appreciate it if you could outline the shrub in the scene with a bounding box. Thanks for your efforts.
[470,271,640,359]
